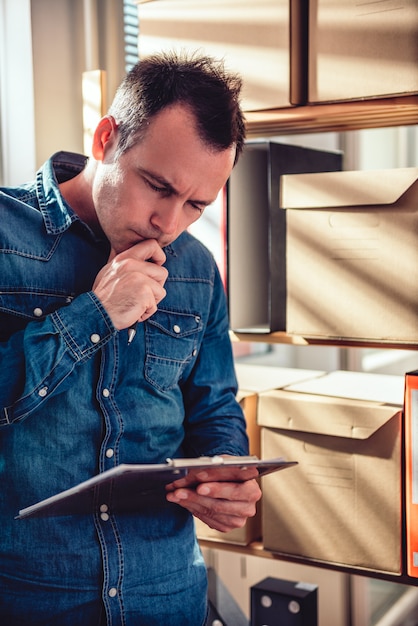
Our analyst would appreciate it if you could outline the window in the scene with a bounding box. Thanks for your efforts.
[123,0,139,72]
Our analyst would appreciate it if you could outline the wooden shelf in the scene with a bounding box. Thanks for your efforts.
[200,539,418,587]
[230,331,308,346]
[222,93,418,597]
[230,330,418,351]
[244,95,418,137]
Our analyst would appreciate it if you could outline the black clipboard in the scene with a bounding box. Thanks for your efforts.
[16,456,297,519]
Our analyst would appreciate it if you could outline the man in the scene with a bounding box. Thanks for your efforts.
[0,52,261,625]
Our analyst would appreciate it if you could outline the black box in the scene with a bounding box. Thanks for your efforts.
[227,140,342,334]
[251,577,318,626]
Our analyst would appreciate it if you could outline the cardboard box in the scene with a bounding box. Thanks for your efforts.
[234,363,326,461]
[234,363,326,396]
[195,364,324,545]
[259,370,404,574]
[137,0,294,110]
[282,167,418,344]
[308,0,418,103]
[227,141,341,333]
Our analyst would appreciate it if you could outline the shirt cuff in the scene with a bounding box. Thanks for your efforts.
[51,291,116,361]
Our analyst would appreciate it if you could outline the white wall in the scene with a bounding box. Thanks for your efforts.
[31,0,126,167]
[31,0,86,165]
[0,0,36,184]
[0,0,126,183]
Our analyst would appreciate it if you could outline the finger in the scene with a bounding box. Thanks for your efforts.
[115,239,166,266]
[166,489,258,532]
[168,488,259,513]
[126,279,166,322]
[195,478,261,503]
[195,515,246,533]
[107,256,168,290]
[167,465,259,490]
[137,303,158,323]
[135,260,168,288]
[166,480,261,514]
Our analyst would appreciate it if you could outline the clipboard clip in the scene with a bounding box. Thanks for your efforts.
[166,455,258,468]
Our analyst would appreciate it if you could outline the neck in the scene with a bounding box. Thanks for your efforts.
[59,163,100,232]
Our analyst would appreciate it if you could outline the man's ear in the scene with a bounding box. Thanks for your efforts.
[92,116,118,160]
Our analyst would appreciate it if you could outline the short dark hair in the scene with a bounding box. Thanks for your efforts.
[108,51,246,164]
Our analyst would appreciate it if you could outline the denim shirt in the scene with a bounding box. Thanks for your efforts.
[0,152,249,625]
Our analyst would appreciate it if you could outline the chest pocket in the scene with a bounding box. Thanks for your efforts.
[0,290,73,342]
[145,308,203,392]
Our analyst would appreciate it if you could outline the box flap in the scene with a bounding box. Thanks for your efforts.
[235,363,324,393]
[258,389,400,439]
[285,370,404,406]
[281,167,418,209]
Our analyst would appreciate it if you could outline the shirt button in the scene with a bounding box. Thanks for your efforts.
[192,349,197,357]
[100,504,109,513]
[108,588,118,598]
[173,325,181,334]
[106,448,114,458]
[90,333,101,344]
[100,512,110,522]
[33,307,43,317]
[102,388,110,398]
[38,387,48,397]
[195,316,201,323]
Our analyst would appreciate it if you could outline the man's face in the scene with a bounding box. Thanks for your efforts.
[92,105,236,253]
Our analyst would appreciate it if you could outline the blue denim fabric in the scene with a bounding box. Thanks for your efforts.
[0,152,249,625]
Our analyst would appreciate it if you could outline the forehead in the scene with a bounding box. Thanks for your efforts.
[128,105,236,197]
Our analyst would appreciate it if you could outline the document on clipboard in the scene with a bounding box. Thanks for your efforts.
[16,456,297,520]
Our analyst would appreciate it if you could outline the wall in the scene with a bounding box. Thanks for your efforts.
[24,0,125,170]
[31,0,85,165]
[0,0,36,185]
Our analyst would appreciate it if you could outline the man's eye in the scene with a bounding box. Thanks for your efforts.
[146,180,166,193]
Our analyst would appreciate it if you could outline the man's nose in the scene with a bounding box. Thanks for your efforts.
[150,201,182,236]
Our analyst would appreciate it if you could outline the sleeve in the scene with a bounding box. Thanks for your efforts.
[0,292,116,426]
[180,264,250,458]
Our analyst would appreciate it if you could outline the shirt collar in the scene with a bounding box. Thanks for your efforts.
[36,151,88,235]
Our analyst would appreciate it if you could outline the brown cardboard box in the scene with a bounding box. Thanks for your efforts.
[195,364,324,545]
[137,0,294,110]
[308,0,418,103]
[235,363,326,462]
[282,167,418,344]
[259,370,404,574]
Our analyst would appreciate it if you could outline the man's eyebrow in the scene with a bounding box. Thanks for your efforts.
[141,168,214,207]
[143,169,177,193]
